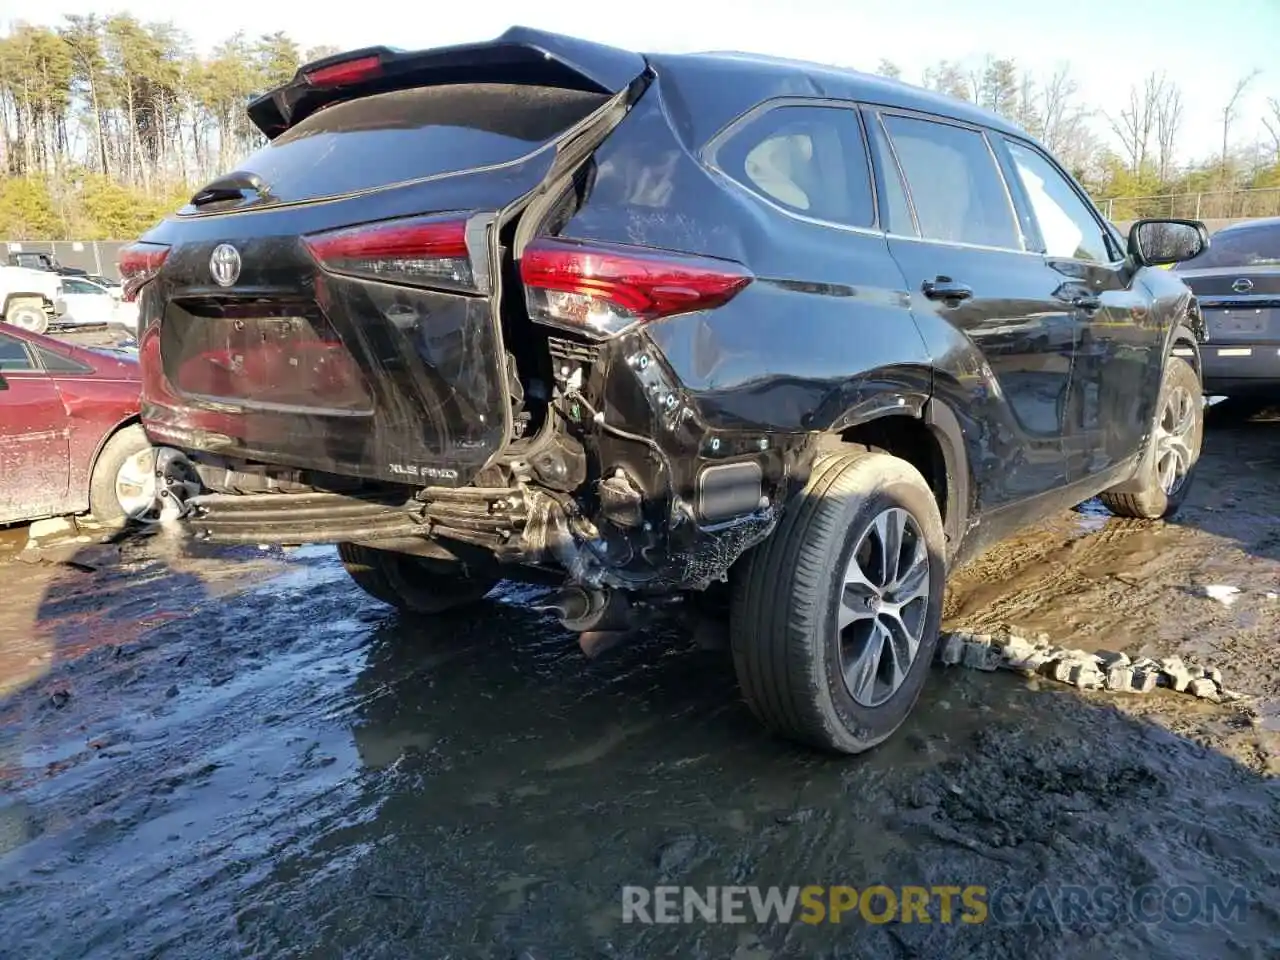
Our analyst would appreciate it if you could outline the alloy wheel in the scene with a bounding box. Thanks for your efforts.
[837,507,931,708]
[1154,384,1197,496]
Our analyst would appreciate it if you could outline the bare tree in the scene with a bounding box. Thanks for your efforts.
[1262,96,1280,161]
[1105,73,1164,175]
[1220,69,1262,170]
[874,58,902,80]
[1154,78,1184,183]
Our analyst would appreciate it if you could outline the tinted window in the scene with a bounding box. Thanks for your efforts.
[881,115,1020,250]
[35,345,92,373]
[1004,140,1110,262]
[868,116,914,234]
[186,84,608,208]
[0,335,36,371]
[713,105,875,228]
[63,278,101,294]
[1175,223,1280,269]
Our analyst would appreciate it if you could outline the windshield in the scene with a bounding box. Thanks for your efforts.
[1175,222,1280,269]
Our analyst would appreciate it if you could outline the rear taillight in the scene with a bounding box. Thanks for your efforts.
[118,242,171,302]
[304,54,383,87]
[520,237,752,338]
[302,214,480,293]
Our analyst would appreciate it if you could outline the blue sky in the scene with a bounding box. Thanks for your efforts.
[5,0,1277,163]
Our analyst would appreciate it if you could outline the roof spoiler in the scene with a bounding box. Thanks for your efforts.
[247,26,647,139]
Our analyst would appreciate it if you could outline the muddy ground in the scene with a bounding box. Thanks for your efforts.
[1,402,1279,959]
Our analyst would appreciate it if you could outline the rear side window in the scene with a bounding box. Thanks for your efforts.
[187,84,608,207]
[880,114,1020,250]
[1176,224,1280,269]
[711,104,875,228]
[35,345,92,373]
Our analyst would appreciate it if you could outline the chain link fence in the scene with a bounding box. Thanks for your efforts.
[3,240,130,280]
[1098,187,1280,223]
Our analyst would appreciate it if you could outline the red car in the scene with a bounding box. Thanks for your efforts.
[0,326,179,527]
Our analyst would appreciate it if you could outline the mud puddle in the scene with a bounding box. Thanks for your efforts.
[1,413,1279,958]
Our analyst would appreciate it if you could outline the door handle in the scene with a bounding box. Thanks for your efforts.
[921,277,973,303]
[1072,295,1103,313]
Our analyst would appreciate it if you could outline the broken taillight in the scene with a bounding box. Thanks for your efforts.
[520,237,753,338]
[117,241,171,302]
[302,214,479,293]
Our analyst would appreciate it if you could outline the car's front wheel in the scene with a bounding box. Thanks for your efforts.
[337,542,498,614]
[1101,355,1203,519]
[730,448,946,754]
[89,425,200,525]
[5,298,48,335]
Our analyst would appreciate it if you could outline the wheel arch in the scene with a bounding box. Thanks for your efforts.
[82,414,144,499]
[3,292,51,314]
[827,395,971,560]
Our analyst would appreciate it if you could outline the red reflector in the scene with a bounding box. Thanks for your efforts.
[302,214,477,293]
[304,55,383,87]
[520,237,752,337]
[117,241,171,302]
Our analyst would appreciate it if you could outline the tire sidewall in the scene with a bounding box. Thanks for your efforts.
[89,426,154,525]
[813,464,947,751]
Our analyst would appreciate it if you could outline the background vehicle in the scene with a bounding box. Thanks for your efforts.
[0,326,196,526]
[84,275,124,298]
[1173,216,1280,399]
[6,250,88,277]
[131,28,1209,754]
[0,265,65,334]
[59,276,128,327]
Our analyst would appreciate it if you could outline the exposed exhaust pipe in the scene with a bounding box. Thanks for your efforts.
[533,585,632,633]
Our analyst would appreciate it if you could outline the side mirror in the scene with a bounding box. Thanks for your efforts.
[1128,218,1209,267]
[0,371,8,391]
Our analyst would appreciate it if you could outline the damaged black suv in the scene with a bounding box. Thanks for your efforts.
[129,27,1210,754]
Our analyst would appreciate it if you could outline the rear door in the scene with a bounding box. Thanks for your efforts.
[866,109,1076,507]
[0,333,69,523]
[139,55,642,488]
[993,135,1162,482]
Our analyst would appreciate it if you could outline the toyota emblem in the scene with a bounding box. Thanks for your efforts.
[210,243,242,287]
[1231,277,1254,293]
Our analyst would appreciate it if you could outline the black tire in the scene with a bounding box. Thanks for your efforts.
[88,425,154,524]
[337,542,497,614]
[1100,355,1203,520]
[730,449,947,754]
[5,298,48,334]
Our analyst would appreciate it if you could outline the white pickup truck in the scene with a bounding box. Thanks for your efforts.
[0,266,66,334]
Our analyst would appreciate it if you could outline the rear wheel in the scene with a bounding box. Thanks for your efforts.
[5,298,48,335]
[338,542,498,614]
[730,449,946,754]
[1101,355,1203,520]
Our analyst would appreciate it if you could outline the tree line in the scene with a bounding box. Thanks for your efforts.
[0,16,1277,239]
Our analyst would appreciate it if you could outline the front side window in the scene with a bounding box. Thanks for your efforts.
[1003,139,1111,263]
[0,334,37,371]
[712,104,876,228]
[880,114,1021,250]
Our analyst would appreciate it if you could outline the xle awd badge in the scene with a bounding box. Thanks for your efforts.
[210,243,241,287]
